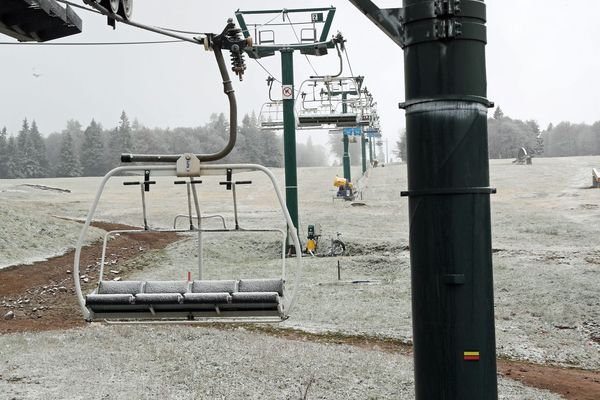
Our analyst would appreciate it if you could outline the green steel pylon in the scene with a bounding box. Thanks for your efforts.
[235,8,337,243]
[349,1,498,399]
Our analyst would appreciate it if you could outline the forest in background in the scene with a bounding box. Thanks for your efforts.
[395,106,600,162]
[0,112,330,179]
[3,105,598,179]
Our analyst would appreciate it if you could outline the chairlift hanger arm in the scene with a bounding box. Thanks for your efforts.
[309,33,345,79]
[108,17,251,163]
[78,2,253,164]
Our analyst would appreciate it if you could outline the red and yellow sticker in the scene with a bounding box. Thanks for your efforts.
[464,351,480,361]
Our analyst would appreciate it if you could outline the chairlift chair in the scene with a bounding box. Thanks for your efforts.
[258,101,285,130]
[74,161,302,324]
[296,77,362,129]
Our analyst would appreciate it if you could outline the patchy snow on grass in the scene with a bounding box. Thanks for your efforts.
[0,325,562,400]
[0,157,599,398]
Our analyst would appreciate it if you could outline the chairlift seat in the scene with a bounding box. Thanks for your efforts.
[238,278,283,296]
[184,293,232,304]
[135,293,184,304]
[85,278,284,319]
[231,292,280,304]
[98,280,145,294]
[144,280,189,294]
[86,294,135,305]
[133,280,188,304]
[298,113,358,127]
[85,281,143,308]
[260,120,284,128]
[192,279,237,293]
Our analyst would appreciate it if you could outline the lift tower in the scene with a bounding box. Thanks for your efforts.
[349,1,498,399]
[235,8,338,242]
[235,7,335,242]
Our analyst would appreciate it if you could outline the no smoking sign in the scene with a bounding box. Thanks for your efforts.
[282,85,294,100]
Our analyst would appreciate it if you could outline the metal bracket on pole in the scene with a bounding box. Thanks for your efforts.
[347,0,404,47]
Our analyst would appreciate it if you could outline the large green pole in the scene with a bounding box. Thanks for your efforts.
[361,130,367,174]
[342,92,351,181]
[342,136,351,180]
[281,48,299,237]
[368,133,374,165]
[400,0,498,398]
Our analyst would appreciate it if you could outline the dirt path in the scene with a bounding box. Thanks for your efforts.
[0,221,179,333]
[0,225,598,399]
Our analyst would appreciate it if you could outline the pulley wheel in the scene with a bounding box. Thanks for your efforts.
[108,0,120,14]
[118,0,133,20]
[99,0,119,14]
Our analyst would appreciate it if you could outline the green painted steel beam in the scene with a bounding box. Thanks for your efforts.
[351,0,498,399]
[347,0,403,47]
[281,49,299,239]
[234,6,339,245]
[361,131,367,174]
[342,135,351,182]
[368,131,374,164]
[236,7,335,15]
[341,92,351,182]
[319,7,336,42]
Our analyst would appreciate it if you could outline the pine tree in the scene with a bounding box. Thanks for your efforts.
[493,106,504,120]
[396,130,407,162]
[107,127,121,169]
[118,111,132,152]
[14,119,29,178]
[29,120,48,177]
[0,127,7,178]
[106,111,133,169]
[81,120,106,176]
[16,119,29,151]
[16,119,43,178]
[21,134,41,178]
[56,132,83,177]
[5,137,18,178]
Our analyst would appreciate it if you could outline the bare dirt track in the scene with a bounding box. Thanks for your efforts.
[1,226,598,399]
[0,221,179,334]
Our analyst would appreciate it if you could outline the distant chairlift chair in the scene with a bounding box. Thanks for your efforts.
[296,77,362,129]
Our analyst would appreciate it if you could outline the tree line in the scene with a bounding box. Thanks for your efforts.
[0,111,330,179]
[395,107,600,161]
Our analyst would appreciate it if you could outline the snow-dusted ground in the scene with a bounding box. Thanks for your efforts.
[0,185,104,269]
[0,325,560,400]
[1,157,599,398]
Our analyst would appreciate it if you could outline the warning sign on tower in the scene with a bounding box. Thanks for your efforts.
[282,85,294,100]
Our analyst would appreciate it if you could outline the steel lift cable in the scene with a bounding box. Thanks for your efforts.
[284,11,320,77]
[0,40,183,45]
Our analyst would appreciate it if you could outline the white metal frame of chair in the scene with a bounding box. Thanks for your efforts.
[73,163,303,324]
[172,214,227,230]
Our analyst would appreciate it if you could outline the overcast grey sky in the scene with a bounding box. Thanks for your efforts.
[1,0,599,151]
